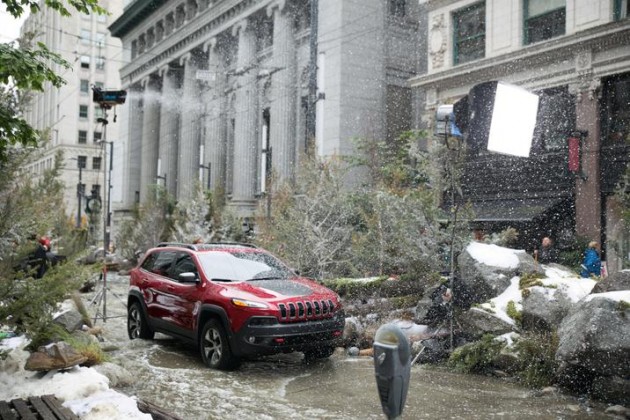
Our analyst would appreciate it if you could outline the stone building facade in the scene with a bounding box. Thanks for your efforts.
[21,0,124,233]
[410,0,630,272]
[110,0,425,215]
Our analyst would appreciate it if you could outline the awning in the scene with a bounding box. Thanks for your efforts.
[471,198,563,222]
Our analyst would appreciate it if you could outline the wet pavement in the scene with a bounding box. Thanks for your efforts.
[85,274,610,420]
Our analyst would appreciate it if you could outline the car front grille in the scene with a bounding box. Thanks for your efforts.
[278,299,337,321]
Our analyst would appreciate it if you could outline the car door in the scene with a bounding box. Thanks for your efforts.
[142,250,177,323]
[161,251,203,339]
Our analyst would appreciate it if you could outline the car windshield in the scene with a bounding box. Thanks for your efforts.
[197,251,295,282]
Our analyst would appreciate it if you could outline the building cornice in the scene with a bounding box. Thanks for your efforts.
[119,0,270,86]
[409,20,630,92]
[109,0,168,38]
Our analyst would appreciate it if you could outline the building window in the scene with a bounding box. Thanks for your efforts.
[94,106,104,119]
[534,87,575,150]
[80,29,91,45]
[601,73,630,145]
[453,2,486,65]
[91,184,101,197]
[96,56,105,70]
[80,79,89,94]
[93,131,102,142]
[79,105,88,119]
[614,0,628,20]
[80,55,90,69]
[78,156,87,169]
[97,13,107,23]
[524,0,565,45]
[78,130,88,144]
[95,32,106,47]
[92,157,102,170]
[389,0,406,18]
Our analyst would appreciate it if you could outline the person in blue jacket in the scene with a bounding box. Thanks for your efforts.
[580,241,601,278]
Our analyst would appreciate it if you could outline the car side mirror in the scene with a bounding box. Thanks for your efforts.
[179,272,199,283]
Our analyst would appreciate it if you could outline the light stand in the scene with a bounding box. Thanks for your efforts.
[90,86,126,324]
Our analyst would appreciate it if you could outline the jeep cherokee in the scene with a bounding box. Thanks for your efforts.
[127,243,345,370]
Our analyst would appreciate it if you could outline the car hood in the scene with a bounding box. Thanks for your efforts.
[220,277,332,300]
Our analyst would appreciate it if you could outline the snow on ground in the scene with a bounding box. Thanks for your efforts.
[466,242,523,269]
[0,336,151,419]
[539,265,597,302]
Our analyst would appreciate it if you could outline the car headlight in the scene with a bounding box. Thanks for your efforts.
[231,298,268,309]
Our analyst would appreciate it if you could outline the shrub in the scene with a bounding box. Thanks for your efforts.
[514,331,559,388]
[447,334,504,374]
[506,300,522,325]
[519,272,545,289]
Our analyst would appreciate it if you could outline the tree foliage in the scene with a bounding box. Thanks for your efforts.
[0,0,106,162]
[256,131,449,280]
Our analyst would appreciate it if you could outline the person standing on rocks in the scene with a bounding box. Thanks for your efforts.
[580,241,601,278]
[534,236,559,264]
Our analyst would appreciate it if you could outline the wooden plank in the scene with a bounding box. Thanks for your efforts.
[41,395,79,420]
[8,399,35,420]
[136,398,184,420]
[0,400,17,420]
[27,397,56,420]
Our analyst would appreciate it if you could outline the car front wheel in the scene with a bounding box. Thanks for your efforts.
[127,301,154,340]
[199,319,240,370]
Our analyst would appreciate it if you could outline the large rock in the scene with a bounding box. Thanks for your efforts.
[25,341,87,371]
[458,242,542,305]
[592,270,630,293]
[592,376,630,405]
[521,286,574,331]
[460,307,515,336]
[53,309,84,333]
[556,292,630,397]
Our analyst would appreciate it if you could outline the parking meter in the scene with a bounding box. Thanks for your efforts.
[373,324,411,419]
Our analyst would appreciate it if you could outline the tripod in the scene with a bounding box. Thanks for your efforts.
[89,265,128,324]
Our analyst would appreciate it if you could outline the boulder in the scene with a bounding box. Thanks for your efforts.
[460,307,515,336]
[24,342,87,371]
[592,270,630,293]
[53,309,84,333]
[521,286,574,331]
[592,376,630,405]
[94,362,136,387]
[457,242,542,305]
[556,292,630,398]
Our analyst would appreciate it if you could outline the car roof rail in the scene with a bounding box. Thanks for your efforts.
[203,242,259,249]
[156,242,198,250]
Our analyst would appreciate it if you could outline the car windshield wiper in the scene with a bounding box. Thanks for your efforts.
[246,276,284,281]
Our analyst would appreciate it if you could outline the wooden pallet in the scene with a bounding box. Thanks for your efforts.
[0,395,78,420]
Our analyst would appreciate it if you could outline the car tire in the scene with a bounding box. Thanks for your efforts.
[128,301,154,340]
[304,345,336,362]
[199,319,240,370]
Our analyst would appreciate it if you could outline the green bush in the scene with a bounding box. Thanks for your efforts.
[506,300,522,325]
[447,334,504,374]
[514,332,559,388]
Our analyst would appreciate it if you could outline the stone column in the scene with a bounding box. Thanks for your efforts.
[158,65,180,196]
[203,38,228,192]
[126,83,143,206]
[573,81,602,242]
[268,0,297,186]
[231,20,258,213]
[178,53,201,201]
[139,75,161,202]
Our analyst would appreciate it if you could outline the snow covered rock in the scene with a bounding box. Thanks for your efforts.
[556,291,630,402]
[460,307,515,336]
[521,287,572,331]
[53,309,84,333]
[591,269,630,293]
[458,242,542,304]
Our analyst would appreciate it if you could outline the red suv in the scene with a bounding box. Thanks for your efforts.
[127,243,345,370]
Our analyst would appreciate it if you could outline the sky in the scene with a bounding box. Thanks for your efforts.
[0,5,28,43]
